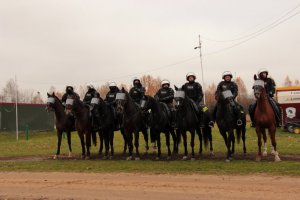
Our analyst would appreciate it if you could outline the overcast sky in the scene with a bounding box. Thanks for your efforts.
[0,0,299,97]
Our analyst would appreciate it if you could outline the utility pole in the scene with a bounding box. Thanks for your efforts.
[194,34,206,104]
[15,74,19,141]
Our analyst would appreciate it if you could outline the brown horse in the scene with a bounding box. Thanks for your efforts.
[253,78,280,162]
[46,92,74,159]
[65,95,94,159]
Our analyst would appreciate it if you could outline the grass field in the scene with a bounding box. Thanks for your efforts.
[0,125,300,175]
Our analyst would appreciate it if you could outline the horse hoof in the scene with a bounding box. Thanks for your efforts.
[263,151,268,157]
[155,157,160,160]
[68,152,72,158]
[225,159,231,162]
[256,156,262,162]
[85,156,90,160]
[53,155,58,160]
[182,156,188,160]
[191,157,196,161]
[126,156,133,161]
[275,156,281,162]
[167,156,171,160]
[210,152,215,158]
[109,156,113,160]
[271,150,276,156]
[135,157,140,161]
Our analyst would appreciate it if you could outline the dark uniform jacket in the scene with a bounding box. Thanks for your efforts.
[105,87,120,105]
[154,87,174,105]
[181,82,203,103]
[262,78,276,98]
[83,88,98,104]
[215,81,238,100]
[129,85,145,104]
[61,92,80,104]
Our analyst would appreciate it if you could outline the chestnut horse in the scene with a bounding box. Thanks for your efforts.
[253,78,280,162]
[46,92,74,159]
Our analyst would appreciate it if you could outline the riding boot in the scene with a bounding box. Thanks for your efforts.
[199,111,205,128]
[269,98,282,127]
[248,102,256,127]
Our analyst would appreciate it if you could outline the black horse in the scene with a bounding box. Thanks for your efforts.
[46,92,74,159]
[91,97,127,159]
[215,89,246,161]
[144,95,178,159]
[116,88,149,160]
[174,86,210,160]
[65,95,95,159]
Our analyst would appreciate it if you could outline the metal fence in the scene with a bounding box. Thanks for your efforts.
[0,102,54,132]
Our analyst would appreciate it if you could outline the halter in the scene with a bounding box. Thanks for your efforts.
[174,90,185,98]
[47,97,55,104]
[66,99,74,105]
[253,80,265,88]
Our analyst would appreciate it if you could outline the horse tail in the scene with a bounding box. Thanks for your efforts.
[92,131,97,146]
[202,127,209,148]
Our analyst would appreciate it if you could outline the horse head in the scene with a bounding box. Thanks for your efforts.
[219,89,235,107]
[174,85,185,108]
[46,92,61,112]
[253,80,265,99]
[115,87,128,114]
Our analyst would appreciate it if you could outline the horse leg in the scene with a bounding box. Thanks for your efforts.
[156,131,161,160]
[142,129,149,154]
[109,130,115,159]
[54,130,63,159]
[269,126,281,162]
[126,132,134,160]
[255,127,263,162]
[242,127,247,155]
[66,131,72,158]
[231,132,235,155]
[150,128,157,152]
[197,128,203,156]
[78,132,86,159]
[208,128,214,157]
[190,130,195,160]
[120,129,127,154]
[166,132,171,160]
[103,131,110,159]
[134,131,140,160]
[262,129,268,157]
[182,131,188,160]
[170,129,177,154]
[85,131,91,159]
[226,131,234,162]
[98,131,103,155]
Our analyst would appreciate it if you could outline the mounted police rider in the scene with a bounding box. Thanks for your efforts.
[249,68,282,127]
[105,82,121,129]
[61,85,80,107]
[154,79,176,127]
[129,77,146,107]
[83,83,101,129]
[214,71,243,126]
[181,72,213,127]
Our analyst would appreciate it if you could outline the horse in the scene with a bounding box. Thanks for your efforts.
[46,92,73,159]
[253,78,281,162]
[143,95,178,160]
[116,88,149,160]
[91,97,127,159]
[174,86,210,160]
[65,95,95,159]
[215,89,244,162]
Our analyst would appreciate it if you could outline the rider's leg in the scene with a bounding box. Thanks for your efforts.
[249,102,257,127]
[269,98,282,127]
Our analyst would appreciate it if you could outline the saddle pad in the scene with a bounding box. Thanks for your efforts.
[174,91,185,98]
[66,99,74,105]
[91,98,100,105]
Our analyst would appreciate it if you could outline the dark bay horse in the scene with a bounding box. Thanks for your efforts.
[116,88,149,160]
[144,95,178,160]
[46,92,73,159]
[216,90,244,162]
[91,97,127,159]
[253,78,280,162]
[174,86,210,160]
[65,95,95,159]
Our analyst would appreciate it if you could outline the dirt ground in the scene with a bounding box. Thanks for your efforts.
[0,172,300,200]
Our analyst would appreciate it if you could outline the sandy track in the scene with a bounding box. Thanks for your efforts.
[0,172,299,200]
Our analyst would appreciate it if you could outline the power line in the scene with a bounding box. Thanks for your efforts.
[201,3,300,43]
[204,11,300,56]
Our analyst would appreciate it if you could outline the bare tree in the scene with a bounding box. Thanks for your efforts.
[97,83,109,99]
[205,82,217,110]
[2,78,17,102]
[284,76,292,87]
[140,75,161,96]
[235,77,250,113]
[32,92,44,104]
[294,79,300,86]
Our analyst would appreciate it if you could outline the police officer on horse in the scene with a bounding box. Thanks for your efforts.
[154,79,176,127]
[181,72,213,127]
[214,71,243,126]
[83,84,101,130]
[61,85,80,107]
[129,77,146,107]
[105,82,121,129]
[249,68,282,127]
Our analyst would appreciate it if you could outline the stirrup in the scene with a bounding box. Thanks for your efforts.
[208,121,214,128]
[237,119,243,126]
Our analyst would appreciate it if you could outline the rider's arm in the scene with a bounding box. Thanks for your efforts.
[232,82,238,99]
[197,83,204,102]
[269,78,276,98]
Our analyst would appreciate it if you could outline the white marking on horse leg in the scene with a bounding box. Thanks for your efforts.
[274,151,281,162]
[53,155,58,160]
[68,152,72,158]
[271,146,275,155]
[263,143,268,156]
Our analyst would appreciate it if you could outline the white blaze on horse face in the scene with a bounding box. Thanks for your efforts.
[253,80,265,87]
[91,98,100,105]
[66,99,74,105]
[222,90,233,99]
[116,93,126,100]
[47,97,55,104]
[174,91,185,98]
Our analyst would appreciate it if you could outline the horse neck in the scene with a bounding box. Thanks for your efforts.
[53,99,66,120]
[124,95,139,115]
[257,90,271,112]
[149,97,160,113]
[73,99,88,118]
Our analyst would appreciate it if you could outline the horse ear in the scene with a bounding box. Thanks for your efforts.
[52,92,55,96]
[254,74,258,80]
[47,92,50,97]
[121,87,125,92]
[174,85,178,91]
